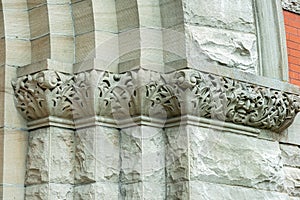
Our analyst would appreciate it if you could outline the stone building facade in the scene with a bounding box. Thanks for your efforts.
[1,0,300,199]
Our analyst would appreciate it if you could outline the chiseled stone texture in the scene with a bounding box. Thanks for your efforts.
[74,182,119,200]
[75,126,120,184]
[183,0,256,33]
[120,182,165,200]
[166,125,285,193]
[26,184,73,200]
[189,181,289,200]
[284,167,300,197]
[280,144,300,167]
[167,181,290,199]
[186,26,257,73]
[120,126,165,183]
[120,126,165,199]
[25,127,74,185]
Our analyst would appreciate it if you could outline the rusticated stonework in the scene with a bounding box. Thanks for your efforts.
[12,69,300,132]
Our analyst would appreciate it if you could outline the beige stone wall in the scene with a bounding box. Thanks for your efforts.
[1,0,299,200]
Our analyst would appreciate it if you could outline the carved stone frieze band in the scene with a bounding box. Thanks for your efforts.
[12,69,300,132]
[281,0,300,14]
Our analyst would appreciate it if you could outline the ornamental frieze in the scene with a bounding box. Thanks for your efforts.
[12,69,300,132]
[12,70,74,121]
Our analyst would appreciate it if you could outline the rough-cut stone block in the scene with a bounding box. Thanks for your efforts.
[73,0,94,35]
[186,25,257,73]
[26,184,73,200]
[75,126,119,184]
[48,4,73,36]
[281,144,300,168]
[120,126,165,183]
[166,181,189,200]
[183,0,255,33]
[49,127,74,184]
[120,182,165,200]
[190,181,289,200]
[26,128,50,185]
[74,182,119,200]
[166,125,285,192]
[284,167,300,197]
[29,5,49,38]
[26,127,74,185]
[189,126,284,191]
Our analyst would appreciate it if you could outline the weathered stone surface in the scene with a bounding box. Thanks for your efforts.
[120,182,165,200]
[284,167,300,197]
[120,126,165,183]
[280,144,300,167]
[75,126,119,184]
[26,127,74,185]
[74,182,119,200]
[26,184,73,200]
[183,0,255,33]
[186,26,258,73]
[190,181,289,200]
[166,125,285,191]
[25,128,50,185]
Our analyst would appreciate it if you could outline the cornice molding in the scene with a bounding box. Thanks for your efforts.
[12,69,300,132]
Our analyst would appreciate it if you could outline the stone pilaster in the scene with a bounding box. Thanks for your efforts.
[12,70,75,199]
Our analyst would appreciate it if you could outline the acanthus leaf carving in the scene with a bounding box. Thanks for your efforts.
[12,70,74,121]
[12,69,300,132]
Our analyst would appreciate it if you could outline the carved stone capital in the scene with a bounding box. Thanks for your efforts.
[12,70,74,123]
[12,69,300,132]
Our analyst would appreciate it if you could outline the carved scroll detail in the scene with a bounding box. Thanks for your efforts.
[12,70,74,121]
[147,70,300,131]
[12,69,300,131]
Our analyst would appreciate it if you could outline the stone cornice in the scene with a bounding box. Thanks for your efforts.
[281,0,300,14]
[12,69,300,132]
